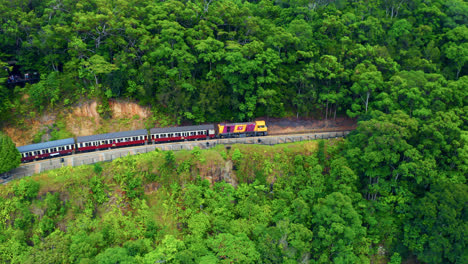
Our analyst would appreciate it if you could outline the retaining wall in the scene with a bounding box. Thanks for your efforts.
[1,131,350,183]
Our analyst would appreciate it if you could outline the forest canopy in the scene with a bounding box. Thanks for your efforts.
[0,0,466,123]
[0,0,467,263]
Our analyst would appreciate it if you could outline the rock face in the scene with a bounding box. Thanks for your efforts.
[221,160,237,187]
[72,101,100,119]
[109,100,150,119]
[7,100,152,146]
[67,100,151,137]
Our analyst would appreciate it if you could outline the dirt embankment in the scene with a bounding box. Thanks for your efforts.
[5,100,152,146]
[67,100,151,137]
[5,100,356,147]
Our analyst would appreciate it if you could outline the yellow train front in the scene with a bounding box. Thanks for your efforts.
[217,121,267,138]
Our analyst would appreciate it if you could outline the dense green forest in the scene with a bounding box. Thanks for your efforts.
[0,0,466,123]
[0,140,466,263]
[0,0,467,263]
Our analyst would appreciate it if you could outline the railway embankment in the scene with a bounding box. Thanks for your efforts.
[1,131,350,183]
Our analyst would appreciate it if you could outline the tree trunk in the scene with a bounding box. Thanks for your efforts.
[365,90,370,113]
[334,103,337,120]
[325,100,328,120]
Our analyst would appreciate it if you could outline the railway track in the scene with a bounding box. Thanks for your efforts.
[2,129,351,183]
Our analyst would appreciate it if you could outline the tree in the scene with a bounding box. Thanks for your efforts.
[348,62,383,117]
[311,192,370,263]
[0,133,21,174]
[94,247,135,264]
[345,111,422,200]
[403,183,468,263]
[207,233,260,264]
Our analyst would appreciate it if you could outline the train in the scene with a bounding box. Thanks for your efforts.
[17,121,268,163]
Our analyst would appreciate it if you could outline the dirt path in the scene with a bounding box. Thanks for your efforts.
[264,117,357,135]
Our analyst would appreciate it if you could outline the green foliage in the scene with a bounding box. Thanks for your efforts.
[1,1,467,261]
[13,179,39,201]
[207,233,260,263]
[89,176,108,204]
[0,138,466,263]
[1,0,464,123]
[0,133,21,174]
[311,192,369,263]
[49,121,74,141]
[94,247,135,264]
[231,148,243,163]
[402,183,468,263]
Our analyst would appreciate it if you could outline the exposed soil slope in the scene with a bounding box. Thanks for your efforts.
[4,100,356,147]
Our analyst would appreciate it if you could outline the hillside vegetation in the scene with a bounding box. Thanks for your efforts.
[0,0,466,124]
[0,0,466,263]
[0,138,466,263]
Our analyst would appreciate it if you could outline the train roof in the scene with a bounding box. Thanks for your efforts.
[150,124,215,134]
[17,138,75,153]
[219,121,256,126]
[77,129,148,143]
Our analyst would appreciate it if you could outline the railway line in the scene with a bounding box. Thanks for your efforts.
[1,129,351,184]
